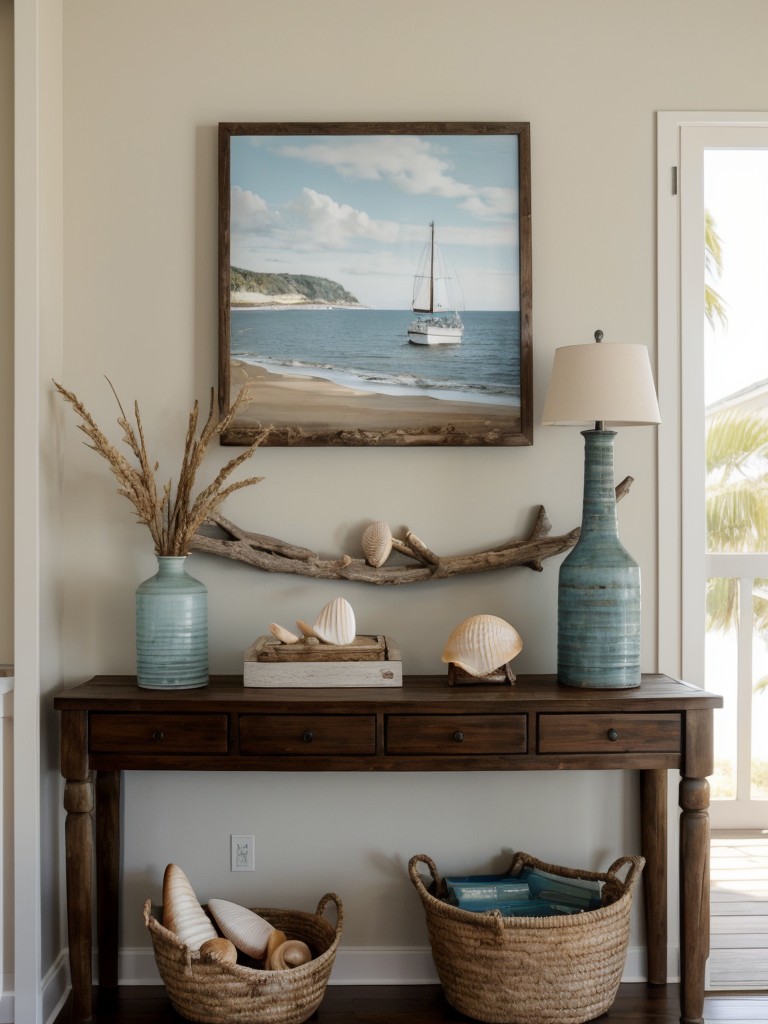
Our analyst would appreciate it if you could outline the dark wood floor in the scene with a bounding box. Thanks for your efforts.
[53,984,768,1024]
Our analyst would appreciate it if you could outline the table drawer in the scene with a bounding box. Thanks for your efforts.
[239,714,376,755]
[386,714,527,755]
[538,713,681,754]
[89,712,229,754]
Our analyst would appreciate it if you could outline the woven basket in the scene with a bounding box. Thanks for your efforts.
[409,851,644,1024]
[143,893,342,1024]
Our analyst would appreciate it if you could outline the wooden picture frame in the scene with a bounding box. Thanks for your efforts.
[218,122,532,447]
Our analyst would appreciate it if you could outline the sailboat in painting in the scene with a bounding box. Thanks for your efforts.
[407,221,464,345]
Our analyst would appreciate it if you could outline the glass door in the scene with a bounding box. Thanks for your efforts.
[680,128,768,829]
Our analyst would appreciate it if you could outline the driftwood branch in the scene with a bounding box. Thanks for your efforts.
[191,476,634,586]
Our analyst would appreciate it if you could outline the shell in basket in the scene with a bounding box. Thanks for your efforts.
[200,937,237,965]
[268,939,313,970]
[143,893,343,1024]
[208,898,279,958]
[162,864,217,951]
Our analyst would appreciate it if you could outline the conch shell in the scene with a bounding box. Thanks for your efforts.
[267,927,288,958]
[441,614,523,678]
[208,899,277,958]
[297,597,356,645]
[162,864,217,951]
[267,939,313,970]
[200,937,238,965]
[362,521,393,567]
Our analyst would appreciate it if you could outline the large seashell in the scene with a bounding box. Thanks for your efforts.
[208,899,275,958]
[267,939,313,971]
[162,864,217,951]
[362,521,393,567]
[440,614,524,678]
[270,622,299,644]
[200,937,238,965]
[304,597,356,645]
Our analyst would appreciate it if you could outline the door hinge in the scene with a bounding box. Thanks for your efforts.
[672,167,678,195]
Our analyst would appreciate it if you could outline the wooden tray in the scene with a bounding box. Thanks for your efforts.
[244,634,402,687]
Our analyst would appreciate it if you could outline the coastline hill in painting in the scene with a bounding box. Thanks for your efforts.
[231,267,364,309]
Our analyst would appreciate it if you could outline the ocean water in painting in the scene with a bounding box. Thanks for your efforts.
[230,308,521,407]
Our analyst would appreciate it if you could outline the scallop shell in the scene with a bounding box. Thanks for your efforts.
[440,614,523,678]
[267,939,313,970]
[208,899,275,958]
[200,937,238,965]
[162,864,217,951]
[299,597,355,645]
[362,521,393,567]
[270,622,299,644]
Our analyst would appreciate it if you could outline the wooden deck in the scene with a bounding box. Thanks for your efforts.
[710,832,768,990]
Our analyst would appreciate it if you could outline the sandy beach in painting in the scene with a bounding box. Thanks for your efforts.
[229,359,519,440]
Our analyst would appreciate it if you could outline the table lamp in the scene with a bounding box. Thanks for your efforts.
[541,331,661,688]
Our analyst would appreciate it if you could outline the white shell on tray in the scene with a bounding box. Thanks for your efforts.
[297,597,356,645]
[267,939,313,970]
[314,597,356,644]
[162,864,217,951]
[208,898,275,958]
[440,614,523,678]
[361,521,393,567]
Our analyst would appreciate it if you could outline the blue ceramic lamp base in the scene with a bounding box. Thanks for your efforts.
[557,430,641,689]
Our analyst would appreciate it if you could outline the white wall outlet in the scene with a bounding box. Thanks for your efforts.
[231,834,255,871]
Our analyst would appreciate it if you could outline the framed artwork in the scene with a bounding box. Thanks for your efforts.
[218,122,532,446]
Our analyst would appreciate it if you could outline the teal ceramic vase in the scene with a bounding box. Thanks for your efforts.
[135,556,209,689]
[557,429,641,688]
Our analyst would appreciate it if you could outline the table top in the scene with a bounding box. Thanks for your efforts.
[54,673,723,713]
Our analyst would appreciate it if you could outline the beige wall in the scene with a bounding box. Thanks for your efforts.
[0,0,12,667]
[0,0,12,1010]
[50,0,768,966]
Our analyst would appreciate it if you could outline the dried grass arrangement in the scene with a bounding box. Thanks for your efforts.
[54,380,266,556]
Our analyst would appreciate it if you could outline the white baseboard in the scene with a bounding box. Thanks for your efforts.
[0,975,13,1024]
[42,952,70,1024]
[96,944,680,987]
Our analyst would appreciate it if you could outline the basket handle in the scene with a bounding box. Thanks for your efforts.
[408,853,441,896]
[604,855,645,900]
[508,850,537,877]
[316,892,344,935]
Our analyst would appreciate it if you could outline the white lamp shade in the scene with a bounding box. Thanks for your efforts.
[541,342,661,426]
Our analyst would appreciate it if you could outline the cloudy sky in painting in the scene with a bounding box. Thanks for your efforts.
[229,133,520,310]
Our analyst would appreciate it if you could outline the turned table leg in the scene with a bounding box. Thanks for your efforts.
[61,710,93,1022]
[640,768,668,985]
[679,709,714,1024]
[96,770,121,1000]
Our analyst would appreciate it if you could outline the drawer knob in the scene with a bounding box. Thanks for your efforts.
[607,728,619,742]
[152,729,164,742]
[452,730,465,743]
[302,730,314,743]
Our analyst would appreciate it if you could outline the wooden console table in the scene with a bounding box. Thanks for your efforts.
[55,673,721,1024]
